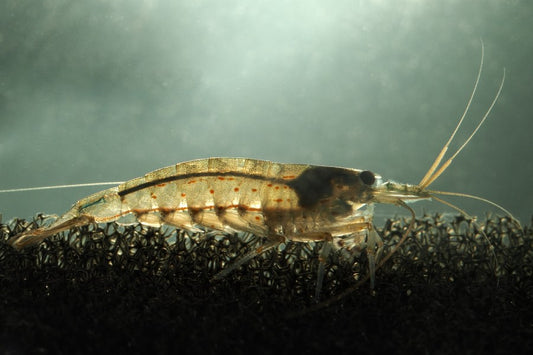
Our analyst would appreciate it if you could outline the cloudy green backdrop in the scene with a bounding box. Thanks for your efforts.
[1,0,532,226]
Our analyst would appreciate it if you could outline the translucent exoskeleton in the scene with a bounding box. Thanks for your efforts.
[3,43,519,300]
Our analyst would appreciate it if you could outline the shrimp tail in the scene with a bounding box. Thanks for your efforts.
[8,211,94,250]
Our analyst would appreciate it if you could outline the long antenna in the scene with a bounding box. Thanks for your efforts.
[427,188,521,230]
[418,41,485,188]
[0,182,124,194]
[420,68,505,189]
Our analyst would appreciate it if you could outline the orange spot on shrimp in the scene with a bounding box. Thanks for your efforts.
[210,189,215,194]
[234,187,239,192]
[151,193,157,199]
[274,198,283,203]
[156,183,167,187]
[283,186,288,189]
[181,193,186,197]
[187,180,197,184]
[275,186,280,190]
[255,216,261,221]
[267,183,273,187]
[251,188,258,192]
[282,175,296,179]
[228,177,235,181]
[218,177,225,180]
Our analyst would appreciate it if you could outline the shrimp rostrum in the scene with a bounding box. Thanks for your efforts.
[6,48,517,299]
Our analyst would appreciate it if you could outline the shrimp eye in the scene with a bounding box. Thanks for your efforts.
[360,170,375,186]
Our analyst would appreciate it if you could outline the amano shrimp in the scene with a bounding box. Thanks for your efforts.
[4,46,519,300]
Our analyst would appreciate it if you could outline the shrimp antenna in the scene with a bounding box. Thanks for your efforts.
[418,41,485,188]
[419,41,505,190]
[420,68,505,189]
[428,189,522,230]
[0,182,124,194]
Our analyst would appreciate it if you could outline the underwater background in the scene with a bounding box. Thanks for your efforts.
[1,0,532,225]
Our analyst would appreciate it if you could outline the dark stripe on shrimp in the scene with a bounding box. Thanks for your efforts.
[118,171,279,196]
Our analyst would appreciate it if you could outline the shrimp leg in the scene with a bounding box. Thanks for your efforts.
[211,234,285,281]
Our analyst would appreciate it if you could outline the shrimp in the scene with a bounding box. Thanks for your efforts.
[4,44,518,300]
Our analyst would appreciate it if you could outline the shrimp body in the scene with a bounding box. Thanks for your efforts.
[10,158,388,250]
[8,157,431,296]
